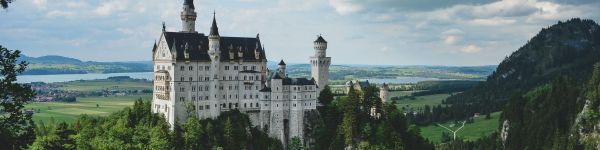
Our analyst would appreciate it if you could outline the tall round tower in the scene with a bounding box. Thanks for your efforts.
[310,35,331,88]
[208,12,221,118]
[180,0,197,32]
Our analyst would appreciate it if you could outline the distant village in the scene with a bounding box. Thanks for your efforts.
[30,76,152,102]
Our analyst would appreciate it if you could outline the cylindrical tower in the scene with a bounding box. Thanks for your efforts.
[208,13,221,118]
[310,35,331,88]
[180,0,197,32]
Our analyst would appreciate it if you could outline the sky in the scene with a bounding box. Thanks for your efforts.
[0,0,599,66]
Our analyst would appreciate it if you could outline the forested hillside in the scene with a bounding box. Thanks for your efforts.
[441,18,600,121]
[18,55,152,75]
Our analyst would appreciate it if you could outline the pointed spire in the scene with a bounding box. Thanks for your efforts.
[162,22,166,32]
[209,10,219,36]
[278,60,286,65]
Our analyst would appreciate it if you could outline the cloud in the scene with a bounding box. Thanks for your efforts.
[94,0,128,16]
[32,0,47,9]
[468,18,517,26]
[462,44,481,53]
[329,0,363,15]
[444,36,459,45]
[46,10,75,18]
[66,1,86,9]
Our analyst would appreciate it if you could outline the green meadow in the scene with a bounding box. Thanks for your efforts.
[389,90,451,110]
[419,111,501,143]
[56,79,152,92]
[25,94,152,124]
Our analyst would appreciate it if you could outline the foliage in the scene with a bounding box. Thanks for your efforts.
[312,85,434,149]
[29,99,283,150]
[0,0,13,9]
[0,45,36,149]
[434,18,600,124]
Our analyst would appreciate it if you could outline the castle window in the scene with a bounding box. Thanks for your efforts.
[249,76,253,80]
[189,66,193,71]
[205,77,210,81]
[229,76,232,80]
[229,85,232,90]
[293,104,296,107]
[180,66,185,71]
[256,95,258,98]
[244,76,247,80]
[206,105,210,109]
[192,86,196,91]
[243,66,247,70]
[256,76,259,81]
[205,96,209,100]
[294,96,296,99]
[225,66,229,70]
[179,97,185,102]
[189,77,193,81]
[181,77,184,81]
[251,66,256,70]
[199,105,203,110]
[234,66,238,70]
[256,103,259,108]
[244,103,247,108]
[205,66,210,70]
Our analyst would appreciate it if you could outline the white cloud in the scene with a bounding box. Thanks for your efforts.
[66,1,86,9]
[468,18,517,26]
[444,36,459,45]
[329,0,363,15]
[94,0,129,16]
[46,10,75,18]
[32,0,47,9]
[462,44,481,53]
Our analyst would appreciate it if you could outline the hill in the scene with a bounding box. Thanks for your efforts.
[444,18,600,119]
[17,55,153,75]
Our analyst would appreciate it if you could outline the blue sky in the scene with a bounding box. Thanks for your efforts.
[0,0,599,66]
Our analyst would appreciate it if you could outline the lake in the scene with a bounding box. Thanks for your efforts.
[17,72,154,83]
[358,77,452,84]
[17,72,449,84]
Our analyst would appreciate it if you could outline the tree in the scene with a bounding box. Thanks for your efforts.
[288,137,303,150]
[1,0,14,9]
[318,85,334,106]
[0,45,35,149]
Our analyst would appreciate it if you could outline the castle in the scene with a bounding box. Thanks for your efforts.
[151,0,330,145]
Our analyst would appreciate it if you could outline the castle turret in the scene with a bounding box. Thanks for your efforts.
[380,83,389,103]
[310,35,331,88]
[278,60,286,77]
[180,0,197,32]
[208,12,221,118]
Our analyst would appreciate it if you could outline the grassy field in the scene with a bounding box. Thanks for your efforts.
[389,90,451,110]
[56,79,152,92]
[419,111,501,143]
[25,94,152,123]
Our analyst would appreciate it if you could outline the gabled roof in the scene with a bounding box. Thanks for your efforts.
[278,60,286,65]
[162,32,266,62]
[315,35,327,43]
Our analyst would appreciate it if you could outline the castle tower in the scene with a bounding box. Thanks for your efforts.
[180,0,197,32]
[310,35,331,88]
[208,12,221,118]
[278,60,286,77]
[379,83,389,103]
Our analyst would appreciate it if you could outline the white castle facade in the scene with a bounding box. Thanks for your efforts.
[151,0,330,144]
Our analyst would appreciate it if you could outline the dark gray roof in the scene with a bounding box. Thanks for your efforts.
[184,0,194,9]
[315,35,327,43]
[272,72,282,79]
[358,80,370,88]
[210,14,219,36]
[278,60,286,65]
[162,32,266,62]
[283,78,316,85]
[259,87,271,92]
